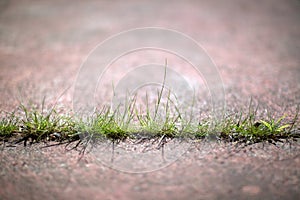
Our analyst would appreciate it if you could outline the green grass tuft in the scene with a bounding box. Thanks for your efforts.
[0,111,18,139]
[81,107,129,140]
[218,104,299,144]
[0,103,299,146]
[13,105,77,144]
[0,65,299,145]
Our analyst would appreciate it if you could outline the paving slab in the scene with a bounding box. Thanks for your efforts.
[0,0,299,199]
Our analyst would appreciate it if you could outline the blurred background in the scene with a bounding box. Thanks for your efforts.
[0,0,299,117]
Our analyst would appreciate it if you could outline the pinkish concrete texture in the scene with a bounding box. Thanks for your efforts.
[0,0,299,114]
[0,0,300,199]
[1,142,300,200]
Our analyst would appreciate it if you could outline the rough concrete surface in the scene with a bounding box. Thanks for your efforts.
[0,0,299,199]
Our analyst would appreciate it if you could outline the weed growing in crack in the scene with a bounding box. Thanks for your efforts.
[219,101,299,144]
[0,102,298,147]
[0,111,19,139]
[11,104,77,145]
[0,68,299,146]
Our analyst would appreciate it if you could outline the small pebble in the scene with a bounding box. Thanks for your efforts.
[242,185,261,195]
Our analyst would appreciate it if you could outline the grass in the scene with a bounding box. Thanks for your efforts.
[0,66,299,146]
[219,104,300,144]
[0,111,18,138]
[0,95,300,145]
[0,105,78,145]
[0,99,299,147]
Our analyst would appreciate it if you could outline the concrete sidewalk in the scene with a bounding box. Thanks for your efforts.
[0,0,299,113]
[0,0,299,199]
